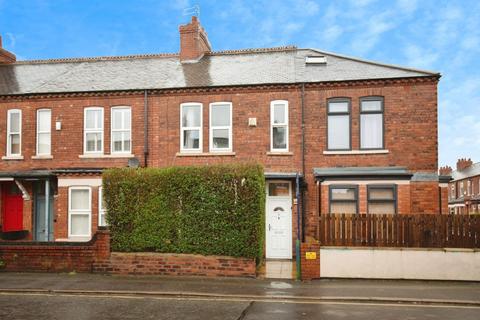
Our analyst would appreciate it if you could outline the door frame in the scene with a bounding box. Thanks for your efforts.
[1,181,24,232]
[265,180,293,259]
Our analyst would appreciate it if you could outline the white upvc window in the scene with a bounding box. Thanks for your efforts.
[111,106,132,154]
[270,100,289,152]
[98,187,106,226]
[84,107,104,154]
[180,103,202,153]
[467,180,472,196]
[209,102,232,152]
[68,187,92,239]
[36,109,51,156]
[7,109,22,156]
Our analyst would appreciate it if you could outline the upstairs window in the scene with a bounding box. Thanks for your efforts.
[36,109,51,156]
[209,102,232,152]
[467,180,472,196]
[360,97,384,149]
[270,100,289,151]
[7,109,21,156]
[450,184,455,199]
[84,107,104,154]
[180,103,202,152]
[459,181,464,196]
[368,185,397,214]
[329,185,358,214]
[327,98,350,150]
[111,107,132,154]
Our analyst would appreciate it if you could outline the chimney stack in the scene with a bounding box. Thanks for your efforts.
[439,166,452,176]
[0,35,16,64]
[456,158,473,171]
[179,16,212,63]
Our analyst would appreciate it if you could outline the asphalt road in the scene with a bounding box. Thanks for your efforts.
[1,292,479,320]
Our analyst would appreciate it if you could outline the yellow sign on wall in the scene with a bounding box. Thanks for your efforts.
[305,252,317,260]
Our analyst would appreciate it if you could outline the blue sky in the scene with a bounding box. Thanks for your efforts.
[1,0,479,168]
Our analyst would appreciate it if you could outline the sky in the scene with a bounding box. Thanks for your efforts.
[0,0,479,168]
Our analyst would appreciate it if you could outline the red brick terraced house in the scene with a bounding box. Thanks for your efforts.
[441,159,480,215]
[0,17,445,259]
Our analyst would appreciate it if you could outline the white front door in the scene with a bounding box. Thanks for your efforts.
[266,181,292,259]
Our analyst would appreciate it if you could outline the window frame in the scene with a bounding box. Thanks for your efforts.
[450,184,456,199]
[367,184,397,214]
[180,102,203,153]
[359,96,385,150]
[110,106,132,154]
[270,100,289,152]
[68,186,92,239]
[209,102,233,152]
[6,109,22,157]
[327,98,351,151]
[36,108,52,156]
[467,180,472,196]
[98,187,106,227]
[459,181,464,197]
[329,185,358,214]
[83,107,104,154]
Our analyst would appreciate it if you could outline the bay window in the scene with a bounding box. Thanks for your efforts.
[329,185,358,214]
[68,187,91,239]
[367,185,397,214]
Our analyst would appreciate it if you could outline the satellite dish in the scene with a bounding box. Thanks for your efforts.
[128,158,140,168]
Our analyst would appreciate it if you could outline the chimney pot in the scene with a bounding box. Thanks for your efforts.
[179,16,212,62]
[456,158,473,171]
[0,34,16,64]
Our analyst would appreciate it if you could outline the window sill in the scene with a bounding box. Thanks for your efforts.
[266,151,293,156]
[79,154,135,159]
[176,152,236,157]
[32,155,53,160]
[323,149,389,155]
[2,155,24,160]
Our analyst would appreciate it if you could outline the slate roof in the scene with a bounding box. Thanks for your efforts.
[452,162,480,181]
[0,47,439,96]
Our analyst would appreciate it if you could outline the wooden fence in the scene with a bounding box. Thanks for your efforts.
[318,214,480,248]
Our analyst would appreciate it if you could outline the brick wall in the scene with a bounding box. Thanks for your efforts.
[410,181,439,214]
[0,229,109,272]
[300,242,320,280]
[94,252,256,277]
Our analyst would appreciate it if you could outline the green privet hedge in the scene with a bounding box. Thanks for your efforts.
[102,164,265,261]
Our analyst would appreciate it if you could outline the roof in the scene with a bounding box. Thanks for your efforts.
[0,47,439,96]
[313,166,412,179]
[452,162,480,181]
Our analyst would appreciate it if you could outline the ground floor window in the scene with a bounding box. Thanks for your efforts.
[98,187,106,226]
[367,185,397,214]
[329,185,358,214]
[68,187,91,238]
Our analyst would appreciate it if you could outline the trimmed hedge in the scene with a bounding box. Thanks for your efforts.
[102,164,265,261]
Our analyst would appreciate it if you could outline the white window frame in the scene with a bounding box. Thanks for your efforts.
[7,109,22,157]
[209,102,232,152]
[98,187,106,227]
[110,106,132,154]
[36,109,51,156]
[180,103,203,153]
[83,107,104,154]
[360,97,384,150]
[68,186,92,239]
[270,100,289,152]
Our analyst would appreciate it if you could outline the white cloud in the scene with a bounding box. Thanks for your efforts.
[396,0,417,13]
[403,44,438,69]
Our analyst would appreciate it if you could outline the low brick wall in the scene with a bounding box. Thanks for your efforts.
[301,242,320,280]
[0,229,110,273]
[94,252,256,278]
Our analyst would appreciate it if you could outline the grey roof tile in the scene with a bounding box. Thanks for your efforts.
[452,162,480,181]
[0,47,438,96]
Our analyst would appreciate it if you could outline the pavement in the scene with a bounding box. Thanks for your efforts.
[0,273,480,319]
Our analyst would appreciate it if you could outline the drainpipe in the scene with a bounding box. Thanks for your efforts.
[143,90,149,167]
[300,83,306,242]
[295,173,301,280]
[45,179,50,241]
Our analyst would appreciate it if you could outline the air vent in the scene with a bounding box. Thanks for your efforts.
[305,56,327,64]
